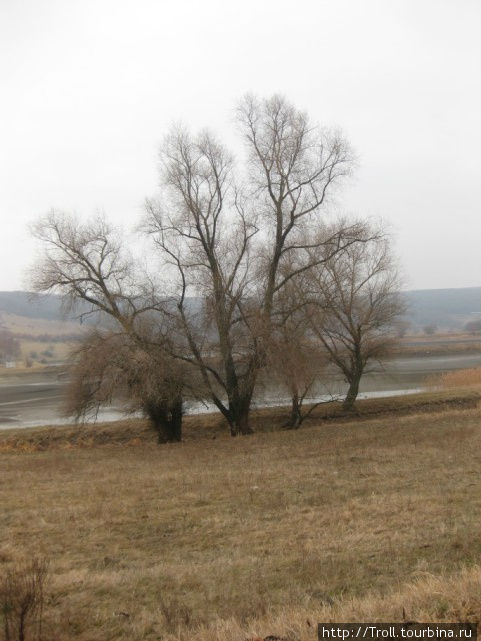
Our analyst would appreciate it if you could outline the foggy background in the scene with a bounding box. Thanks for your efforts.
[1,0,479,291]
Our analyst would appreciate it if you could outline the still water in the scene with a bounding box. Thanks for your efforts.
[1,353,480,430]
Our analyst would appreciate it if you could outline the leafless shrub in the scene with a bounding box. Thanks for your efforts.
[65,329,191,443]
[0,558,49,641]
[266,280,332,428]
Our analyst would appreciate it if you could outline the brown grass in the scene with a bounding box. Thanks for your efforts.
[181,565,481,641]
[1,395,481,640]
[427,367,481,390]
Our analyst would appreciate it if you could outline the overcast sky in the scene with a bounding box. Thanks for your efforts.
[1,0,480,291]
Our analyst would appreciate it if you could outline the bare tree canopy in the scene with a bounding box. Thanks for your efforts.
[304,224,405,410]
[238,94,355,313]
[30,212,145,328]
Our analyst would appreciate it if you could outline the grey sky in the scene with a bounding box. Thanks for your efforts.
[1,0,480,291]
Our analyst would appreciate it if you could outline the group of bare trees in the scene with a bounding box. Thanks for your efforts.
[31,95,404,442]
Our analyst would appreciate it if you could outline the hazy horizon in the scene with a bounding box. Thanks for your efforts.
[1,0,480,292]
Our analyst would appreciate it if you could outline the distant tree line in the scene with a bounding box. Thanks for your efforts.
[31,95,404,442]
[465,319,481,334]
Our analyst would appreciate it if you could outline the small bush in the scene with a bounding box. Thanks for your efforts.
[423,324,437,336]
[0,558,49,641]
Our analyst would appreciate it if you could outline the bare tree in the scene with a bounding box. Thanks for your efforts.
[144,128,259,436]
[30,212,188,442]
[265,276,331,428]
[266,315,328,429]
[305,226,405,411]
[144,94,359,435]
[65,330,188,442]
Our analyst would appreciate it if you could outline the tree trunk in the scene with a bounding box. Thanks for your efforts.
[144,397,183,443]
[228,393,254,436]
[343,375,360,411]
[283,393,303,429]
[167,397,183,442]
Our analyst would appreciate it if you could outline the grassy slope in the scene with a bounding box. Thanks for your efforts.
[0,389,478,449]
[1,392,481,640]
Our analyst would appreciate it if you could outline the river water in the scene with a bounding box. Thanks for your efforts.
[1,352,480,430]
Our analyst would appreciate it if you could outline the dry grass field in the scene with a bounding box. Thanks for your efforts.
[393,333,481,358]
[428,367,481,390]
[0,312,83,369]
[1,392,481,640]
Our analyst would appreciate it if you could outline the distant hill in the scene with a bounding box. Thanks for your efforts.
[0,292,78,322]
[0,288,480,333]
[402,287,481,331]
